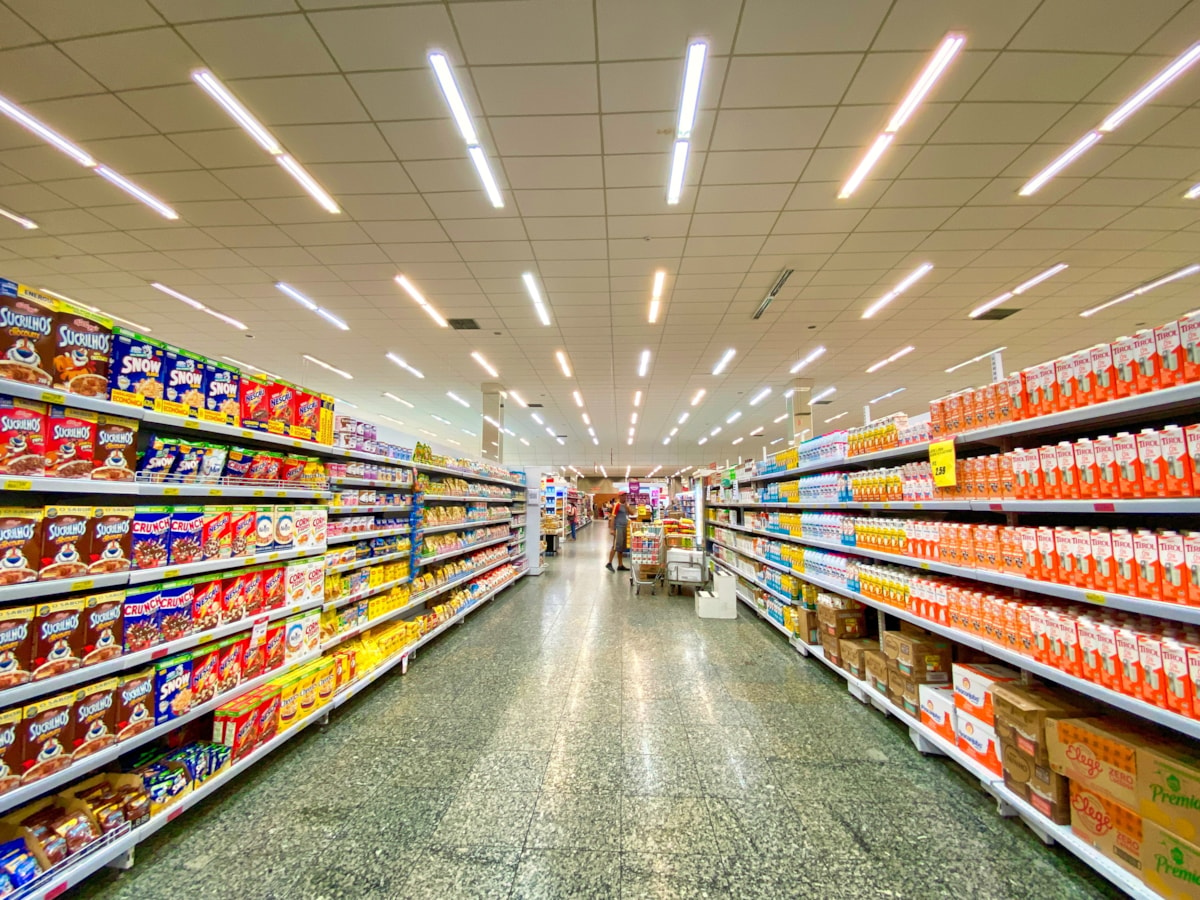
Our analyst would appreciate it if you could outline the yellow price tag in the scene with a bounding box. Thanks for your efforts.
[929,439,957,487]
[184,419,200,429]
[2,479,31,491]
[1084,591,1106,605]
[208,488,223,496]
[39,391,65,404]
[162,569,180,579]
[253,489,265,496]
[73,579,94,590]
[163,486,180,496]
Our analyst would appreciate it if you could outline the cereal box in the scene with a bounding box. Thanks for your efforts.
[291,390,320,441]
[115,668,154,741]
[0,708,20,796]
[31,597,84,680]
[311,507,327,547]
[154,652,193,725]
[255,507,275,553]
[276,672,301,731]
[200,507,231,561]
[81,590,123,666]
[44,406,95,479]
[189,643,220,705]
[215,635,247,695]
[263,623,285,672]
[157,578,195,643]
[266,382,296,436]
[0,290,55,387]
[273,507,294,550]
[131,507,171,570]
[52,304,112,397]
[122,585,161,652]
[168,507,204,565]
[254,685,281,747]
[72,677,117,759]
[200,357,240,427]
[213,689,259,761]
[191,577,222,632]
[91,413,136,482]
[21,689,79,783]
[0,605,33,689]
[108,328,164,410]
[239,373,270,431]
[261,565,285,610]
[241,632,265,682]
[38,506,91,581]
[0,509,40,585]
[242,568,263,617]
[221,573,246,623]
[0,397,46,476]
[87,507,133,574]
[229,506,256,557]
[158,345,206,419]
[305,558,324,605]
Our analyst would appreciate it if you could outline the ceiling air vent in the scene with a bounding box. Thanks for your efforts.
[527,403,544,408]
[448,318,480,330]
[811,399,834,405]
[752,268,794,320]
[975,307,1020,321]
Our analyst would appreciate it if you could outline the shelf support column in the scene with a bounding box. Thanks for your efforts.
[482,382,503,462]
[786,378,813,444]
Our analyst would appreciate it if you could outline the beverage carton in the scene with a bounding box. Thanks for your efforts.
[1156,319,1184,389]
[1071,348,1096,407]
[1094,435,1120,499]
[1160,425,1192,497]
[1112,335,1139,399]
[1133,329,1161,394]
[1091,342,1117,403]
[1181,311,1200,383]
[1114,433,1143,498]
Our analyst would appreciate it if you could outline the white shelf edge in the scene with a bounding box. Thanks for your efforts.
[127,545,327,586]
[416,535,510,566]
[327,505,412,515]
[327,550,409,575]
[327,525,411,544]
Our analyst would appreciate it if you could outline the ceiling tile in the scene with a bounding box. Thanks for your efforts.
[451,0,595,65]
[309,4,460,70]
[179,14,336,78]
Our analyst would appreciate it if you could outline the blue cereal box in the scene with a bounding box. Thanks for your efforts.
[154,651,193,724]
[200,357,240,427]
[123,585,161,653]
[158,345,206,419]
[108,327,164,411]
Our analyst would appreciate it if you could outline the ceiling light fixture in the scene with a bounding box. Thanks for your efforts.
[545,426,555,437]
[638,349,651,377]
[862,262,934,319]
[789,345,826,375]
[1185,183,1200,200]
[710,426,722,436]
[378,414,405,427]
[556,350,572,378]
[531,413,544,425]
[631,412,638,425]
[582,413,591,425]
[446,439,461,446]
[649,270,666,324]
[150,283,246,329]
[520,437,530,446]
[95,166,179,219]
[508,390,528,408]
[869,387,906,404]
[732,437,744,445]
[462,428,477,436]
[429,53,504,208]
[770,437,784,445]
[666,41,708,204]
[809,387,836,405]
[698,437,708,446]
[1018,133,1102,196]
[470,351,499,378]
[866,346,915,374]
[193,70,337,214]
[431,414,451,424]
[331,397,356,409]
[749,387,771,406]
[669,427,678,436]
[945,347,1008,374]
[383,391,414,408]
[276,283,349,331]
[662,437,670,446]
[557,437,566,446]
[825,412,848,423]
[592,437,598,445]
[395,275,449,328]
[483,415,500,428]
[752,268,794,319]
[678,412,689,424]
[711,348,735,375]
[302,354,352,380]
[969,263,1068,318]
[1080,264,1200,318]
[749,426,764,436]
[573,390,584,407]
[0,206,36,229]
[420,429,437,437]
[633,390,643,407]
[447,391,469,408]
[587,427,595,437]
[385,353,425,379]
[773,414,787,424]
[725,411,741,424]
[502,427,515,437]
[690,390,705,406]
[521,272,551,326]
[839,33,965,198]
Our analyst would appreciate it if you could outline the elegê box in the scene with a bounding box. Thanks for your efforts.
[1046,717,1145,808]
[1070,780,1143,880]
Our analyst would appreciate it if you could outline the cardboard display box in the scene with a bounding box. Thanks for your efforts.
[787,607,819,644]
[1069,781,1143,880]
[839,638,879,682]
[956,708,1002,775]
[864,649,888,694]
[920,684,956,744]
[819,631,843,668]
[952,662,1020,725]
[1143,820,1200,900]
[1000,737,1071,825]
[817,604,867,639]
[991,683,1095,766]
[883,631,953,682]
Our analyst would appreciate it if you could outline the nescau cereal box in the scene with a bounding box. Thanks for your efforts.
[158,345,207,419]
[200,357,240,427]
[108,327,164,410]
[239,373,269,431]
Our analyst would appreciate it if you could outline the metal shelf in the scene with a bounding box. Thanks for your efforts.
[0,571,128,604]
[418,519,499,535]
[0,474,137,494]
[327,549,409,575]
[329,476,413,488]
[708,554,795,607]
[422,493,514,503]
[416,535,509,566]
[413,460,525,489]
[127,545,326,585]
[407,557,510,606]
[138,483,330,499]
[327,525,410,544]
[322,574,411,611]
[709,497,1200,514]
[327,504,412,515]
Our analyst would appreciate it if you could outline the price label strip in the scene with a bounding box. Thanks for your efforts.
[929,438,957,488]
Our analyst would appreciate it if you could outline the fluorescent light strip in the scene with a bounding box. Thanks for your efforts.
[587,427,595,437]
[428,53,478,144]
[808,387,836,405]
[395,275,449,328]
[94,166,178,220]
[385,352,425,379]
[1080,264,1200,318]
[0,206,36,229]
[471,351,499,378]
[520,438,530,446]
[698,437,708,446]
[508,390,528,408]
[447,391,469,408]
[573,390,584,408]
[467,146,504,208]
[484,415,501,428]
[789,345,826,374]
[302,354,352,380]
[945,347,1007,374]
[712,348,735,375]
[638,349,651,377]
[383,392,414,408]
[861,262,933,319]
[669,427,678,436]
[634,391,643,407]
[677,42,708,138]
[277,152,337,215]
[631,412,638,425]
[732,437,744,446]
[461,428,476,436]
[545,427,555,438]
[749,387,771,406]
[1018,132,1101,196]
[749,427,764,437]
[191,70,280,154]
[521,272,551,326]
[839,133,894,200]
[677,412,689,424]
[591,438,598,446]
[652,270,666,299]
[725,411,741,424]
[531,413,544,425]
[556,351,572,378]
[667,140,689,205]
[968,263,1068,318]
[379,415,406,427]
[0,93,95,166]
[432,414,451,425]
[662,437,670,446]
[770,438,783,446]
[1186,183,1200,200]
[582,413,591,425]
[865,346,915,374]
[710,426,722,436]
[690,390,705,406]
[276,283,348,331]
[825,412,848,424]
[150,283,246,330]
[1101,42,1200,132]
[869,387,906,404]
[773,414,787,424]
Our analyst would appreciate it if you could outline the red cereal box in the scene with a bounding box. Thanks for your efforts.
[1056,442,1080,500]
[212,688,259,762]
[1139,634,1167,707]
[254,685,280,747]
[291,391,320,441]
[221,574,246,623]
[0,397,46,477]
[1070,349,1095,407]
[1188,645,1200,718]
[44,407,95,479]
[242,568,264,617]
[189,643,220,705]
[263,623,285,672]
[229,507,256,557]
[266,382,295,436]
[241,634,265,682]
[261,565,285,610]
[215,634,247,695]
[239,374,270,431]
[200,508,231,561]
[1039,445,1062,500]
[192,577,223,631]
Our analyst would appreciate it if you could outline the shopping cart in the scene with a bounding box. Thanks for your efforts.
[629,522,664,595]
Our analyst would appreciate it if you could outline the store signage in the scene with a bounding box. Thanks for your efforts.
[929,438,957,487]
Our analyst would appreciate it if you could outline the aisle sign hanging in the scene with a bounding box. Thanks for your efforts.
[929,438,957,487]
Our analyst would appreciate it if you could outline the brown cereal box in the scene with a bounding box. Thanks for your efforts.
[81,590,123,666]
[115,668,154,742]
[86,507,132,574]
[72,677,117,759]
[0,605,32,689]
[30,597,84,680]
[37,506,91,581]
[21,689,80,784]
[44,406,95,479]
[91,414,136,482]
[0,292,55,387]
[0,509,41,585]
[0,397,46,476]
[51,304,112,397]
[0,708,21,796]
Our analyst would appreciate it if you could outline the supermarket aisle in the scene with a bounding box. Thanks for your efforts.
[77,526,1116,900]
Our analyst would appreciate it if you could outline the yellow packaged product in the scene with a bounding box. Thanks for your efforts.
[314,657,335,707]
[274,670,304,731]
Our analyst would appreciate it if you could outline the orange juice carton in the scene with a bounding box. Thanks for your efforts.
[919,684,956,744]
[1112,529,1138,597]
[1138,632,1168,707]
[1113,432,1144,498]
[1116,626,1146,698]
[1071,348,1096,407]
[1185,532,1200,607]
[1054,527,1076,586]
[1037,526,1058,583]
[1048,717,1145,809]
[953,662,1019,726]
[1112,335,1139,398]
[1018,526,1039,580]
[1091,342,1118,403]
[955,707,1002,775]
[1155,319,1184,389]
[1159,532,1188,605]
[1056,442,1080,500]
[1163,638,1194,718]
[1011,448,1031,499]
[1091,528,1116,592]
[1094,435,1121,499]
[1074,439,1101,500]
[1069,781,1144,879]
[1072,528,1094,588]
[1142,820,1200,900]
[1134,530,1163,601]
[1079,619,1106,685]
[1133,329,1161,394]
[1181,311,1200,383]
[1055,356,1078,409]
[1138,429,1168,497]
[1160,425,1192,497]
[1039,445,1062,499]
[1005,370,1029,420]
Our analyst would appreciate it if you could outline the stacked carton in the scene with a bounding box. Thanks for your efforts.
[882,628,953,718]
[815,593,867,668]
[952,662,1019,775]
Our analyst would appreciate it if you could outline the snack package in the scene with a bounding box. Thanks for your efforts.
[52,303,112,397]
[167,441,205,483]
[291,390,320,440]
[91,413,137,482]
[221,447,254,482]
[44,406,95,479]
[158,345,207,419]
[197,443,227,483]
[0,397,46,477]
[108,328,164,410]
[200,357,240,426]
[168,507,204,565]
[0,290,55,387]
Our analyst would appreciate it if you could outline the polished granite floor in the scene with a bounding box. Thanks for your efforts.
[77,525,1118,899]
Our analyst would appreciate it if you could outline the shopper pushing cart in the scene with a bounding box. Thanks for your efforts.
[605,493,630,572]
[629,521,665,595]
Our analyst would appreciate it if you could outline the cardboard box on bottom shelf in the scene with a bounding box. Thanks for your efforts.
[919,684,956,744]
[864,650,888,694]
[816,604,867,639]
[1143,820,1200,900]
[785,606,819,644]
[952,662,1020,726]
[1000,737,1071,825]
[1069,780,1143,880]
[882,630,952,683]
[819,631,842,668]
[991,683,1095,767]
[956,708,1002,776]
[839,638,879,682]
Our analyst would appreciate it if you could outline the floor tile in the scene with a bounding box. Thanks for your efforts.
[432,788,539,848]
[465,749,551,792]
[621,796,719,854]
[397,845,520,899]
[620,851,731,900]
[511,849,621,900]
[543,748,626,792]
[622,752,705,797]
[526,790,622,850]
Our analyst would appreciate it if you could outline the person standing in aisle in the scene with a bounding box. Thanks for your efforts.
[605,493,630,571]
[567,500,577,541]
